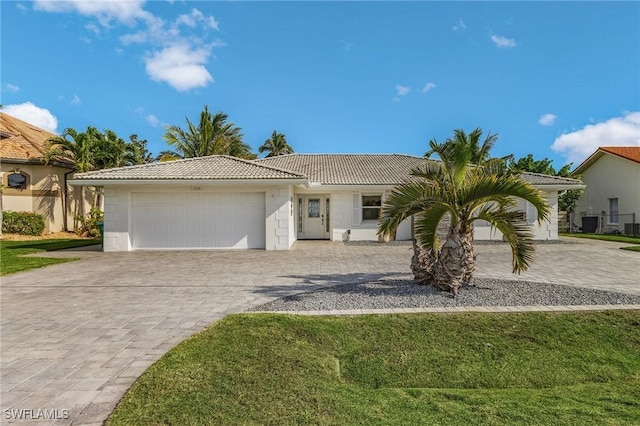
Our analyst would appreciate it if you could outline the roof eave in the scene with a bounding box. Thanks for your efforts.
[68,178,310,186]
[0,157,75,169]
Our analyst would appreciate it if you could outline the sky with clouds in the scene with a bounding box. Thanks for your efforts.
[2,1,639,168]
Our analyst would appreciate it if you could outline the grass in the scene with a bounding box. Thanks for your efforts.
[0,238,100,275]
[107,311,640,426]
[561,233,640,253]
[561,233,640,244]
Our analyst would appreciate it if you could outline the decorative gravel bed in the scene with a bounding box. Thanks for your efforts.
[344,239,577,246]
[248,278,640,312]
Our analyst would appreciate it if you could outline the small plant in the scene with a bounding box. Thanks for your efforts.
[75,208,104,237]
[2,211,45,236]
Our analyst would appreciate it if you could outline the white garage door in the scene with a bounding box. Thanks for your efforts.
[131,192,265,249]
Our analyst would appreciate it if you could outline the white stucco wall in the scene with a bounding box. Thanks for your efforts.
[101,184,293,252]
[468,190,558,241]
[575,154,640,233]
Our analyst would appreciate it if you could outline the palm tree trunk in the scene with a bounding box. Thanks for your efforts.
[434,225,475,296]
[411,237,435,285]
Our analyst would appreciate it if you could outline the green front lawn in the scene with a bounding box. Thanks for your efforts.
[108,311,640,426]
[561,233,640,244]
[0,238,100,275]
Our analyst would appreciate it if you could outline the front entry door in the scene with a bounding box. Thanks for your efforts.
[301,195,330,239]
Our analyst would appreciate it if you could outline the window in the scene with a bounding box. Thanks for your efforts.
[362,195,382,221]
[7,173,27,190]
[608,198,619,224]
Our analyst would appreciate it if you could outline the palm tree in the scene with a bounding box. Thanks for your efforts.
[379,130,550,296]
[155,150,183,162]
[425,127,512,165]
[163,105,254,159]
[45,127,99,229]
[258,130,294,157]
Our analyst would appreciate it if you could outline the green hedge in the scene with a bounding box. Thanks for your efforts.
[2,211,45,236]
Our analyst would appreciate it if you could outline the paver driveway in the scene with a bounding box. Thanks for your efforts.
[1,238,638,425]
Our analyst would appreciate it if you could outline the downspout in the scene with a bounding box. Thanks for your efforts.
[63,169,75,232]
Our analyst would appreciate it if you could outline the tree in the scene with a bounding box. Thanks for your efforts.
[379,129,550,296]
[508,154,583,221]
[155,150,183,162]
[163,105,255,159]
[44,127,98,228]
[258,130,294,157]
[128,134,154,165]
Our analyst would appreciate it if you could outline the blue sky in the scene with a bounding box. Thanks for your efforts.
[3,1,639,168]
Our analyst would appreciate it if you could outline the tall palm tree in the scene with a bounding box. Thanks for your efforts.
[379,130,550,296]
[163,105,254,159]
[425,127,512,165]
[258,130,294,157]
[45,127,99,228]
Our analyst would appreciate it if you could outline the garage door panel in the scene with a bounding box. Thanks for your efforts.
[132,191,265,249]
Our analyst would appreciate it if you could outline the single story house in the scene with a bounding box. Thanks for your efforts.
[573,146,640,234]
[69,154,584,251]
[0,112,88,233]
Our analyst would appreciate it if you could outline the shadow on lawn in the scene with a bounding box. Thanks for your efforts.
[2,239,100,252]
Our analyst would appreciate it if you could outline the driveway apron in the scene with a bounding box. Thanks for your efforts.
[1,238,638,425]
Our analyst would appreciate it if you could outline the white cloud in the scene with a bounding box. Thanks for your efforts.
[33,2,221,92]
[174,8,219,31]
[453,19,466,31]
[3,83,20,92]
[539,113,556,126]
[551,111,640,164]
[396,85,411,96]
[146,114,160,127]
[393,85,411,103]
[422,82,436,93]
[145,44,213,91]
[3,102,58,133]
[33,0,151,27]
[491,34,516,48]
[71,95,81,105]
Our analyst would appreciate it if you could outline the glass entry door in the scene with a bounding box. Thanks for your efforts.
[300,195,330,239]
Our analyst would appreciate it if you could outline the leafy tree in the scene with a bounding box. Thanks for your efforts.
[163,105,255,159]
[258,130,294,157]
[128,134,154,165]
[155,150,183,162]
[508,154,583,215]
[425,127,513,165]
[379,130,550,296]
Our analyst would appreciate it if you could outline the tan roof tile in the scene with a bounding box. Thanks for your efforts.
[0,112,57,161]
[73,155,307,181]
[256,154,429,185]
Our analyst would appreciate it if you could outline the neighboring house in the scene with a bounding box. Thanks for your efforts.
[0,112,87,233]
[573,146,640,235]
[70,154,584,251]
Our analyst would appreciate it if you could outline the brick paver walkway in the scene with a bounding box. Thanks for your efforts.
[1,237,638,425]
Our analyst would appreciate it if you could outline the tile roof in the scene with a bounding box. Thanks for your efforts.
[599,146,640,164]
[0,112,60,162]
[255,154,430,185]
[519,172,584,186]
[72,155,307,181]
[573,146,640,174]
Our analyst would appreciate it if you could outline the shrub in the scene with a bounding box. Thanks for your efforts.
[2,211,45,236]
[75,208,104,237]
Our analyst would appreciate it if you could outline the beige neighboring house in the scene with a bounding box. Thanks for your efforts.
[0,112,89,233]
[69,154,584,251]
[574,146,640,235]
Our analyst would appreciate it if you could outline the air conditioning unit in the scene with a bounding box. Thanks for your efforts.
[624,223,640,235]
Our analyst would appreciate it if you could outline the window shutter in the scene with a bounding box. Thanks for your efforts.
[352,193,362,226]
